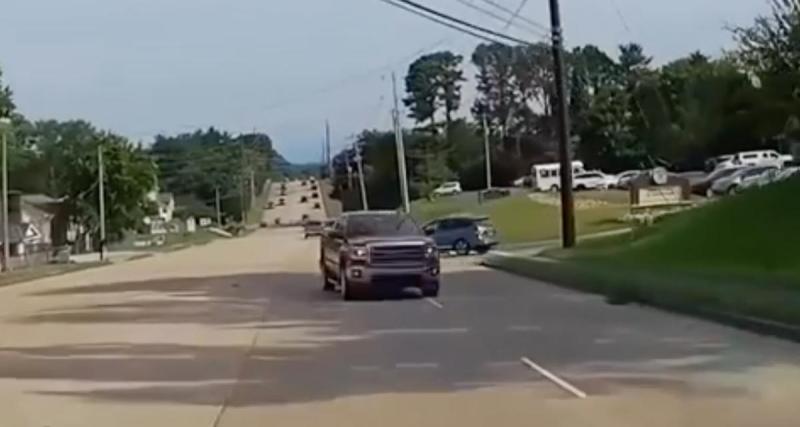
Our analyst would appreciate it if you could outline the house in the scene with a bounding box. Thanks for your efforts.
[1,192,69,267]
[156,192,175,222]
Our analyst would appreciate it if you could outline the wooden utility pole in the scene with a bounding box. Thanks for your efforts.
[391,72,411,213]
[1,118,10,272]
[215,186,222,226]
[482,112,492,190]
[354,143,368,211]
[549,0,576,248]
[98,144,107,261]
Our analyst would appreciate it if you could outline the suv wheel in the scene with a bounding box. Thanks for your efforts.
[453,239,471,256]
[550,184,560,192]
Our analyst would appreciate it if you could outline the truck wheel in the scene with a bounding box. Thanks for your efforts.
[550,185,560,192]
[322,268,335,292]
[423,286,440,298]
[340,266,357,301]
[453,239,471,256]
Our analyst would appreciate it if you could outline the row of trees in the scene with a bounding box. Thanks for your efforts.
[150,128,275,221]
[0,66,278,248]
[1,68,157,245]
[332,0,800,209]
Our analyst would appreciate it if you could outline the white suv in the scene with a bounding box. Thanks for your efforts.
[573,171,612,191]
[432,181,462,197]
[715,150,788,170]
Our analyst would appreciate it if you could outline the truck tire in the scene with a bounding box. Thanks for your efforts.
[340,266,358,301]
[322,267,335,292]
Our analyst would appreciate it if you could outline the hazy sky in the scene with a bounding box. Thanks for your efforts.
[0,0,769,162]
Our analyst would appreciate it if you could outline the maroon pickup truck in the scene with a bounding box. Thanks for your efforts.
[320,211,440,300]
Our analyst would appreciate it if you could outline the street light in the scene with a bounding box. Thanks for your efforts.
[0,117,11,272]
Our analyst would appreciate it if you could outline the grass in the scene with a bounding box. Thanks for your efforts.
[0,262,106,288]
[411,190,629,244]
[486,177,800,326]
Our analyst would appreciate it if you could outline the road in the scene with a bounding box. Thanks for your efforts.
[0,182,798,426]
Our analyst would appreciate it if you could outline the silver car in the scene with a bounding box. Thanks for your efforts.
[423,215,499,256]
[710,166,778,195]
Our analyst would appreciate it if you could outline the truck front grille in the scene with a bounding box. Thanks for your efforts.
[370,244,426,267]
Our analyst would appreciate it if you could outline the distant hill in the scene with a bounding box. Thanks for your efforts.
[271,152,320,178]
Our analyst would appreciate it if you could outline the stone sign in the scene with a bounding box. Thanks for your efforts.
[630,168,691,209]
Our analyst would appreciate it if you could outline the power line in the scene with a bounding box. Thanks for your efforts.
[476,0,549,33]
[454,0,547,37]
[504,0,531,29]
[609,0,632,34]
[380,0,534,46]
[378,0,510,45]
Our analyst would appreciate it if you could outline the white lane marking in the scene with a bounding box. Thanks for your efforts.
[425,298,444,309]
[485,361,520,368]
[508,325,542,332]
[371,327,469,336]
[594,338,615,345]
[396,362,439,369]
[520,357,587,399]
[350,365,381,372]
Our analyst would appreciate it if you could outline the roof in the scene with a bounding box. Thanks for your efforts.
[0,224,26,244]
[157,192,174,204]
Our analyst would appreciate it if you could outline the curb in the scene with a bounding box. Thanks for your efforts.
[483,256,800,343]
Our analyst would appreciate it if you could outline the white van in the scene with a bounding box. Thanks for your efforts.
[715,150,788,170]
[531,161,585,192]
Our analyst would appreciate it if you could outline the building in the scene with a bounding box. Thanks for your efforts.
[1,192,69,267]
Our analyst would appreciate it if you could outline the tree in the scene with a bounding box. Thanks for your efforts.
[733,0,800,74]
[472,43,519,139]
[0,67,14,118]
[404,51,464,132]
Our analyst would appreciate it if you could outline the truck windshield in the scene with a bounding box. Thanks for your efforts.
[346,215,422,237]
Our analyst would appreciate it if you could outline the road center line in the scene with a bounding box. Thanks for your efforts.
[508,325,542,332]
[396,362,439,369]
[371,327,469,335]
[425,298,444,309]
[520,357,587,399]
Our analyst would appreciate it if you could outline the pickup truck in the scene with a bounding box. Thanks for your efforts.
[320,211,440,300]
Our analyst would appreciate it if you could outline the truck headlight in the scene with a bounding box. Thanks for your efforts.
[350,246,368,260]
[425,245,438,258]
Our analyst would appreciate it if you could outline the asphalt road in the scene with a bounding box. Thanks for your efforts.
[0,183,798,426]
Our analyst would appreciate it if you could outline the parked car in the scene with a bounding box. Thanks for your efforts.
[714,150,787,170]
[757,166,799,187]
[705,155,734,172]
[423,215,498,256]
[710,165,778,195]
[573,171,612,190]
[303,220,324,239]
[513,176,532,187]
[432,181,462,197]
[615,170,642,189]
[319,211,440,300]
[692,167,744,196]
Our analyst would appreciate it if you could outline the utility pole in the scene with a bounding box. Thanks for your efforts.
[215,186,222,226]
[97,144,107,261]
[325,121,333,179]
[239,139,246,223]
[548,0,576,248]
[391,72,411,213]
[0,118,10,272]
[482,112,493,190]
[250,169,256,204]
[354,143,369,211]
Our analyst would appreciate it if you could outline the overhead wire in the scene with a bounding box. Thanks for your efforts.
[504,0,531,29]
[377,0,511,45]
[476,0,550,34]
[380,0,534,46]
[453,0,547,38]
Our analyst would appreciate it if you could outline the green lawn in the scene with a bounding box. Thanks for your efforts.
[486,177,800,326]
[412,191,629,244]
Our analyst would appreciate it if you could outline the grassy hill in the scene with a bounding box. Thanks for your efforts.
[412,191,629,245]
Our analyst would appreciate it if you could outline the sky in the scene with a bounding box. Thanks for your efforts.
[0,0,770,163]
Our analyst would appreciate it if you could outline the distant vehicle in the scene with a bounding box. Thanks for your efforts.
[266,201,274,210]
[705,154,734,172]
[311,184,318,191]
[300,196,308,204]
[311,192,319,199]
[710,165,778,195]
[615,170,642,189]
[319,211,440,300]
[531,161,585,192]
[301,180,308,187]
[278,198,286,206]
[573,171,612,191]
[513,176,532,187]
[303,220,324,239]
[692,167,745,196]
[432,181,462,197]
[313,202,321,210]
[423,215,498,256]
[756,166,799,187]
[714,150,787,170]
